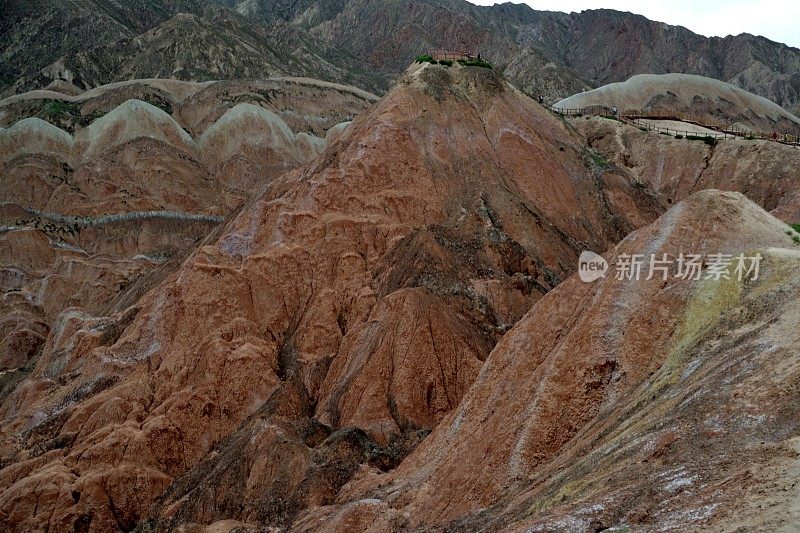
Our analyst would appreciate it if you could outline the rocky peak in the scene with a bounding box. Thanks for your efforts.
[402,62,506,102]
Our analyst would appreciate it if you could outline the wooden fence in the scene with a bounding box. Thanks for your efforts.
[428,49,475,61]
[549,106,800,145]
[631,119,732,140]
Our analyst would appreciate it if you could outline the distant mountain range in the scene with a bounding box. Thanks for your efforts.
[4,0,800,114]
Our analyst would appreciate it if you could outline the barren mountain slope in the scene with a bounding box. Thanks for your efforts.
[503,47,592,104]
[574,115,800,220]
[517,8,800,114]
[0,0,211,93]
[0,63,662,531]
[2,1,387,97]
[8,0,800,112]
[0,77,375,433]
[297,190,800,532]
[556,73,800,135]
[220,1,800,112]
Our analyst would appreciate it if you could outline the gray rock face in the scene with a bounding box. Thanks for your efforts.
[1,1,389,96]
[221,1,800,111]
[4,1,800,113]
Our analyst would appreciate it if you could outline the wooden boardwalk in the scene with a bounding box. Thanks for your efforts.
[549,105,800,145]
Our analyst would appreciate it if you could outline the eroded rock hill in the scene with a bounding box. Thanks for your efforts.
[1,1,386,96]
[298,190,800,532]
[3,63,799,532]
[0,77,376,423]
[0,62,662,531]
[7,0,800,117]
[574,115,800,221]
[556,73,800,135]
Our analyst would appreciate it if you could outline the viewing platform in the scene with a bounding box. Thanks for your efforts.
[429,49,478,61]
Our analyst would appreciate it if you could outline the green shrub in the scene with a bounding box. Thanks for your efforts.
[439,59,453,66]
[675,134,683,139]
[144,97,173,115]
[588,150,610,169]
[461,58,493,69]
[686,134,717,146]
[792,223,800,233]
[42,100,80,117]
[415,54,433,63]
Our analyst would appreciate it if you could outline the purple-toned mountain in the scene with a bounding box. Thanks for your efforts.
[5,1,799,112]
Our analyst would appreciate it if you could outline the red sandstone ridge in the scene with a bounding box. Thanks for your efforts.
[3,62,799,532]
[0,62,661,531]
[297,189,800,531]
[0,76,376,474]
[574,115,800,220]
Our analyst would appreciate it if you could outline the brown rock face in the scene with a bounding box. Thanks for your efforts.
[3,64,797,532]
[0,76,376,489]
[576,116,800,220]
[298,190,800,531]
[0,63,662,530]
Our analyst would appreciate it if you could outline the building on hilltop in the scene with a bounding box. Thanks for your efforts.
[429,49,479,61]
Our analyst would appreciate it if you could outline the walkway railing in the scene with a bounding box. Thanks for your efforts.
[630,118,732,141]
[549,105,800,145]
[428,49,474,61]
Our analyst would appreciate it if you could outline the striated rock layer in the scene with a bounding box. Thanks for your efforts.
[555,73,800,135]
[0,62,661,531]
[298,190,800,532]
[574,115,800,221]
[2,64,800,532]
[0,77,376,443]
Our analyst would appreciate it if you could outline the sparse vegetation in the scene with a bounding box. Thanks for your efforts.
[39,100,86,132]
[457,57,493,69]
[786,225,800,244]
[686,134,717,146]
[42,100,80,117]
[415,55,492,68]
[76,109,106,127]
[40,99,111,129]
[588,150,610,169]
